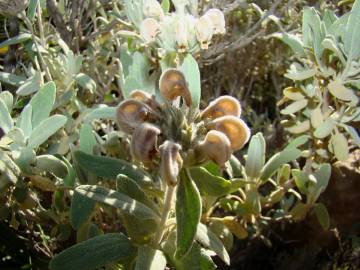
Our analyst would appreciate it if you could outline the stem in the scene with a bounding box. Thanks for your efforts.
[152,185,175,246]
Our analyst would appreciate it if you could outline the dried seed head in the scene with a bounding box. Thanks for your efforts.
[131,123,161,164]
[140,18,160,43]
[159,69,192,106]
[159,140,183,186]
[0,0,28,16]
[204,9,226,35]
[201,96,241,120]
[116,99,157,133]
[175,20,189,52]
[143,0,164,20]
[200,130,232,166]
[195,15,214,50]
[129,89,159,109]
[209,116,251,151]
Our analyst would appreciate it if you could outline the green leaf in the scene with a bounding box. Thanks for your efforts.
[331,132,349,161]
[135,246,167,270]
[27,0,38,21]
[284,135,310,150]
[0,72,26,87]
[16,72,41,96]
[328,80,358,102]
[49,233,135,270]
[344,0,360,60]
[180,54,201,108]
[245,133,266,179]
[313,163,331,191]
[339,123,360,147]
[75,185,160,221]
[161,0,170,13]
[75,73,96,93]
[17,104,32,138]
[28,115,67,149]
[314,203,330,230]
[73,151,153,188]
[0,98,13,133]
[70,192,96,230]
[189,167,240,197]
[36,155,68,178]
[0,33,32,49]
[292,169,308,194]
[260,148,302,181]
[280,99,308,115]
[30,81,56,128]
[176,170,202,259]
[83,106,116,122]
[196,223,230,265]
[273,33,306,57]
[0,91,13,112]
[79,124,97,154]
[313,118,336,139]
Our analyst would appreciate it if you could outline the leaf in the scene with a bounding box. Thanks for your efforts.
[49,233,135,270]
[79,124,97,154]
[135,246,167,270]
[28,115,67,149]
[27,0,38,21]
[73,151,153,188]
[30,81,56,128]
[176,169,202,259]
[70,192,96,230]
[161,0,170,13]
[196,223,230,265]
[283,87,305,100]
[327,80,358,102]
[286,120,311,134]
[280,99,308,115]
[273,33,306,57]
[310,107,324,128]
[17,104,32,138]
[0,33,32,49]
[0,91,13,112]
[331,132,349,161]
[189,167,240,197]
[75,185,160,221]
[75,73,96,92]
[339,123,360,147]
[0,72,26,87]
[285,67,316,81]
[292,169,308,194]
[284,135,310,150]
[344,0,360,60]
[180,54,201,108]
[83,106,116,122]
[314,203,330,230]
[313,163,331,191]
[16,72,42,96]
[36,155,68,178]
[0,98,13,133]
[245,133,266,179]
[260,148,302,181]
[313,119,336,139]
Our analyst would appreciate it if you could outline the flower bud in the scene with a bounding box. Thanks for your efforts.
[131,123,161,164]
[199,130,232,166]
[143,0,164,20]
[201,96,241,120]
[159,69,192,106]
[116,99,157,133]
[204,9,226,35]
[159,140,183,186]
[209,116,251,151]
[195,15,214,50]
[140,18,160,43]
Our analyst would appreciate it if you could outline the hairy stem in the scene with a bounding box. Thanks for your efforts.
[152,185,175,246]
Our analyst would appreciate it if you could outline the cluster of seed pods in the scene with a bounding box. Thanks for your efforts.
[139,0,226,52]
[116,69,250,186]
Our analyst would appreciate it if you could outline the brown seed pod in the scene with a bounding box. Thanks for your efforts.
[209,115,251,151]
[0,0,28,17]
[159,140,183,186]
[116,99,157,133]
[129,89,159,110]
[159,69,192,106]
[131,123,161,165]
[201,96,241,120]
[199,130,232,166]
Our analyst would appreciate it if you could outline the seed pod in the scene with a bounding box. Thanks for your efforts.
[204,9,226,35]
[129,89,159,109]
[0,0,28,17]
[116,99,157,133]
[131,123,161,164]
[159,140,183,186]
[143,0,164,20]
[140,18,160,43]
[195,15,214,50]
[159,69,192,106]
[199,130,232,166]
[209,116,251,151]
[201,96,241,120]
